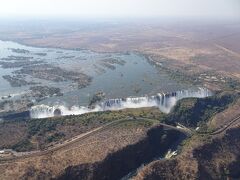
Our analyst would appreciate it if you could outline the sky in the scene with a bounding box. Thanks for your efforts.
[0,0,239,19]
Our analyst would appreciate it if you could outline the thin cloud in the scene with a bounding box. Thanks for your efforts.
[0,0,239,19]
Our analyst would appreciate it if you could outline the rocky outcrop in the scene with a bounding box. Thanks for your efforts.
[134,127,240,180]
[57,125,187,180]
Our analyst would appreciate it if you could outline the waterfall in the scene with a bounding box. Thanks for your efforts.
[30,88,212,119]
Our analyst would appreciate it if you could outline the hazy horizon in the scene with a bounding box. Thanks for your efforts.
[0,0,239,20]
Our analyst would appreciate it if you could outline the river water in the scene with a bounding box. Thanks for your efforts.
[0,40,211,118]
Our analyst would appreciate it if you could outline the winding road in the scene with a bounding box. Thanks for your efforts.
[209,115,240,135]
[1,113,239,163]
[0,117,185,163]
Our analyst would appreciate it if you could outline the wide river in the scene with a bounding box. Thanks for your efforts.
[0,40,211,118]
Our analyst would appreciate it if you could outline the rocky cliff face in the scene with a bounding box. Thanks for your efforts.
[134,126,240,180]
[57,125,187,180]
[30,88,211,119]
[194,127,240,179]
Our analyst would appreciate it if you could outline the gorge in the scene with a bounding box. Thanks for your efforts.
[30,88,212,119]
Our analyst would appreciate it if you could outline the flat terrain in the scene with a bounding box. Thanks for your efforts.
[0,19,240,179]
[0,20,240,82]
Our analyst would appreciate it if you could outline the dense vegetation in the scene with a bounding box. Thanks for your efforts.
[165,91,239,129]
[12,139,34,152]
[1,108,163,152]
[1,91,239,152]
[27,107,163,137]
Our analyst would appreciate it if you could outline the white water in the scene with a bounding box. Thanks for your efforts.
[30,88,212,119]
